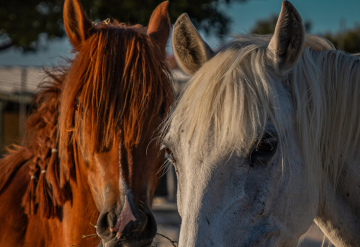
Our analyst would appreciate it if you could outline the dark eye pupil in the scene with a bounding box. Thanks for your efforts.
[164,147,172,155]
[257,139,274,152]
[159,102,166,118]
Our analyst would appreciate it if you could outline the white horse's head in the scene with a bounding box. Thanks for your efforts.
[163,1,354,246]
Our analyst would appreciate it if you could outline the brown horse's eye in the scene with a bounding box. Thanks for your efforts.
[74,97,80,111]
[159,102,166,118]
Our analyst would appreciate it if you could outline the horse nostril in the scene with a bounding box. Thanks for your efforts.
[143,212,157,239]
[96,211,117,241]
[96,198,157,244]
[107,211,117,229]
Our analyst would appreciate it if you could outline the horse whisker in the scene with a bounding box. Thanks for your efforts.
[81,234,99,238]
[156,233,178,247]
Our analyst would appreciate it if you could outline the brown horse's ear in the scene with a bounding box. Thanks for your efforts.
[147,1,171,53]
[63,0,94,49]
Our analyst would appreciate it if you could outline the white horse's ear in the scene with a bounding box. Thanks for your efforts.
[172,13,215,75]
[267,0,305,74]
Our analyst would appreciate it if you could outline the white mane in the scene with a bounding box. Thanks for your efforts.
[165,33,360,190]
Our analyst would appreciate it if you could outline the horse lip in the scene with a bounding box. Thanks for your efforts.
[102,237,153,247]
[139,239,153,247]
[108,239,153,247]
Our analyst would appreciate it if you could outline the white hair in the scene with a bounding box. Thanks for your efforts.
[164,33,360,193]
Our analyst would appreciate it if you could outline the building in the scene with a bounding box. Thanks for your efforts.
[0,66,45,154]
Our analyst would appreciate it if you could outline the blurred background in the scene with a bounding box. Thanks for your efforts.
[1,0,359,246]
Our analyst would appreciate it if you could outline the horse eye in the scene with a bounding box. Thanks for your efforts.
[161,144,176,163]
[250,135,277,167]
[75,97,80,110]
[255,137,276,152]
[164,147,173,155]
[159,102,166,118]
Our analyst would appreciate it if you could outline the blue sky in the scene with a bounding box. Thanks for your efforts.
[226,0,360,35]
[1,0,360,67]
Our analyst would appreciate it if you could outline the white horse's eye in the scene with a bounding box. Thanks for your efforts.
[256,137,277,152]
[161,144,176,163]
[250,134,278,166]
[164,147,173,155]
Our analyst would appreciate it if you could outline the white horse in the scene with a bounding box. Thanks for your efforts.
[162,1,360,246]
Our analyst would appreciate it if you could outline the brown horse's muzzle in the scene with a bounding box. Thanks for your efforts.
[96,195,156,247]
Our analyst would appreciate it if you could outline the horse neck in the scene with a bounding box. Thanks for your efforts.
[298,49,360,247]
[62,160,100,246]
[25,158,100,247]
[314,160,360,247]
[290,48,360,181]
[315,49,360,179]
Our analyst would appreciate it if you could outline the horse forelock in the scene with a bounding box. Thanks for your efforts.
[164,33,360,194]
[163,37,287,157]
[0,23,173,219]
[58,24,173,156]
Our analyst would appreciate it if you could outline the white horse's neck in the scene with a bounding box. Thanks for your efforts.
[304,50,360,247]
[315,158,360,247]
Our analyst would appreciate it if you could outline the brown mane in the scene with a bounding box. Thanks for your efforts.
[0,21,174,219]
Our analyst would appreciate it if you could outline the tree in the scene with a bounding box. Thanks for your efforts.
[324,26,360,53]
[251,14,312,35]
[250,14,360,54]
[0,0,249,51]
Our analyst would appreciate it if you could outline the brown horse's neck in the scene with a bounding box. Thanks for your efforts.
[0,163,29,246]
[0,158,99,247]
[64,158,100,246]
[23,159,100,247]
[0,141,100,246]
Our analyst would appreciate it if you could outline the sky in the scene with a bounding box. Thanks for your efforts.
[1,0,360,67]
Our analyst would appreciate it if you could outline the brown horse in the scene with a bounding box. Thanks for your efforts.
[0,0,173,246]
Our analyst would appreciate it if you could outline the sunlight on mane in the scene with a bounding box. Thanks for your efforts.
[164,33,360,194]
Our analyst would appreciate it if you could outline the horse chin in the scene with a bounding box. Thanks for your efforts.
[101,238,153,247]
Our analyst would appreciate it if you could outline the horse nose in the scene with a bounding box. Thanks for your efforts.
[96,195,157,243]
[110,196,136,238]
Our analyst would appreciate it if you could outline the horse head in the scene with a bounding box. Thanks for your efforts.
[14,0,173,246]
[61,0,173,245]
[163,1,336,246]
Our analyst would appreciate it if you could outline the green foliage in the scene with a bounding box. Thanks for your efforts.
[251,14,312,35]
[0,0,248,51]
[324,26,360,53]
[250,15,278,35]
[0,0,65,51]
[251,14,360,54]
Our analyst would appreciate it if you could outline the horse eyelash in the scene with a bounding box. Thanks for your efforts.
[160,144,166,150]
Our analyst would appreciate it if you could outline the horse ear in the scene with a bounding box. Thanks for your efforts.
[63,0,94,49]
[147,1,171,55]
[172,13,214,75]
[267,0,305,74]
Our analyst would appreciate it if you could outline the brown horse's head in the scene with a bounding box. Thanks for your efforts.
[58,0,172,245]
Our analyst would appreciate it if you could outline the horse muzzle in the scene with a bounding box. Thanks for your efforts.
[96,195,157,247]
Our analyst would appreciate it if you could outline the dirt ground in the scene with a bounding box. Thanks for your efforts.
[151,198,334,247]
